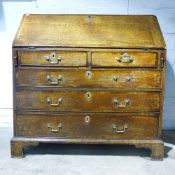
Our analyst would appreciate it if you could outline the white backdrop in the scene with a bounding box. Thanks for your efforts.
[0,0,175,129]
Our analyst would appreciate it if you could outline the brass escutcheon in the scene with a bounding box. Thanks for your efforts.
[86,92,92,100]
[45,52,62,64]
[86,71,92,78]
[116,53,134,63]
[84,116,91,123]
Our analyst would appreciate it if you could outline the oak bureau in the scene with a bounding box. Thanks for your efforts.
[11,14,166,159]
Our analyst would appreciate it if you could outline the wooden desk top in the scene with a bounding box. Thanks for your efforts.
[13,14,166,49]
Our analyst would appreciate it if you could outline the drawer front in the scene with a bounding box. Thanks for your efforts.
[16,114,159,139]
[92,52,158,67]
[16,68,161,89]
[18,51,87,67]
[16,90,160,112]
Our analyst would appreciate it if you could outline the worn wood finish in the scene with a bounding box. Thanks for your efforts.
[11,137,164,159]
[12,14,166,159]
[16,68,161,89]
[16,90,160,112]
[13,15,165,48]
[135,142,164,160]
[18,51,87,67]
[15,114,159,139]
[11,139,39,158]
[92,52,158,67]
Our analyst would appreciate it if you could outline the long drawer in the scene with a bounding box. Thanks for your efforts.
[18,51,87,67]
[16,68,161,89]
[92,52,158,67]
[16,90,160,112]
[15,113,159,139]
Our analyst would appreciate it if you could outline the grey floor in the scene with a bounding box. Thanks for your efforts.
[0,115,175,175]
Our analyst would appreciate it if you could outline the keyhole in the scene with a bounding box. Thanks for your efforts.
[86,71,91,78]
[86,92,91,100]
[52,53,55,58]
[85,116,91,123]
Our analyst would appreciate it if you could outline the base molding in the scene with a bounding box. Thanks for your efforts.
[11,137,164,160]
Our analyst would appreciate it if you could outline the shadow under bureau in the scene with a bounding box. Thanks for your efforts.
[11,14,166,159]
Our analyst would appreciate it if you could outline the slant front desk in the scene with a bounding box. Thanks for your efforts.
[11,14,166,159]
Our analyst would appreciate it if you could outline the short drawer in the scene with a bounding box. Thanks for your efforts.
[92,52,158,67]
[16,68,161,89]
[18,51,87,67]
[15,113,159,139]
[16,90,160,112]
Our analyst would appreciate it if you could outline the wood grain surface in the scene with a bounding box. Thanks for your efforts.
[18,51,87,66]
[92,52,158,67]
[13,14,166,48]
[16,68,161,89]
[12,15,166,159]
[16,90,160,112]
[16,113,159,139]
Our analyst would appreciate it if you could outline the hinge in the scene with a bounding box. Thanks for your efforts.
[13,51,18,66]
[143,48,151,51]
[160,51,165,68]
[28,46,36,49]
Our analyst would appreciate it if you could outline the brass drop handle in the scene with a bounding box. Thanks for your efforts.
[112,124,128,133]
[47,97,63,106]
[45,52,62,64]
[47,75,62,85]
[47,123,62,132]
[113,98,130,108]
[116,53,134,63]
